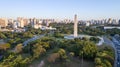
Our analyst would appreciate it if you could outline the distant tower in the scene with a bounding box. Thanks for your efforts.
[74,14,78,37]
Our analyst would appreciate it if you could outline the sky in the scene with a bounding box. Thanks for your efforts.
[0,0,120,20]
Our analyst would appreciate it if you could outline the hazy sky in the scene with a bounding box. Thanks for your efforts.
[0,0,120,20]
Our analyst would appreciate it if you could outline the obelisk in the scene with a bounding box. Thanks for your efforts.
[74,14,78,37]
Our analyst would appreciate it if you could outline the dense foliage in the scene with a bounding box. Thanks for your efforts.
[50,23,120,36]
[0,25,115,67]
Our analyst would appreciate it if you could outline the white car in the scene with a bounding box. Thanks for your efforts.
[117,50,120,54]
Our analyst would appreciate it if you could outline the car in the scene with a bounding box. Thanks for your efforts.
[118,44,120,46]
[117,50,120,53]
[114,40,118,42]
[117,62,120,64]
[114,42,117,44]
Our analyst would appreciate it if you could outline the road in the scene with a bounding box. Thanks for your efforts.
[97,36,104,46]
[23,34,45,47]
[38,60,45,67]
[112,36,120,67]
[103,36,116,67]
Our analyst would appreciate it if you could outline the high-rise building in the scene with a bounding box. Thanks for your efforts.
[0,18,8,28]
[17,17,29,28]
[74,14,78,37]
[107,18,112,24]
[23,19,29,26]
[119,20,120,25]
[17,17,24,27]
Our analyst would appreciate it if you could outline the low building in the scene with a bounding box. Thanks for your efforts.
[104,26,120,29]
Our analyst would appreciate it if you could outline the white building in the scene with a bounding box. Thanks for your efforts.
[85,22,90,26]
[104,27,120,29]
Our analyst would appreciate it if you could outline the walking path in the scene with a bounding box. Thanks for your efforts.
[38,60,45,67]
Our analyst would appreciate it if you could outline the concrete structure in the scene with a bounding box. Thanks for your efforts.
[86,22,90,26]
[74,14,78,37]
[46,21,50,27]
[20,20,24,27]
[17,18,24,28]
[34,24,42,29]
[0,18,8,28]
[104,26,120,29]
[13,21,18,29]
[64,14,79,39]
[23,19,29,26]
[17,17,29,28]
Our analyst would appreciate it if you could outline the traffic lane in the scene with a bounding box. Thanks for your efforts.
[112,37,120,67]
[23,35,45,46]
[112,37,119,67]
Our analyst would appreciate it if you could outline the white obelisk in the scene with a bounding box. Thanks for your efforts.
[74,14,78,37]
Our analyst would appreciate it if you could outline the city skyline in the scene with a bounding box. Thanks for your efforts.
[0,0,120,20]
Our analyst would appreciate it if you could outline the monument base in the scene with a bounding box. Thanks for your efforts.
[64,34,92,39]
[64,34,104,46]
[64,35,79,39]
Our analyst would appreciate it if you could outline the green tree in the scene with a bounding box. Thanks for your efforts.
[95,58,102,65]
[15,44,23,53]
[0,32,6,39]
[58,49,67,60]
[0,43,10,50]
[0,55,30,67]
[33,44,46,59]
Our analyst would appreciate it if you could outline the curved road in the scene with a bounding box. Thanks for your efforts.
[103,36,116,67]
[23,34,45,47]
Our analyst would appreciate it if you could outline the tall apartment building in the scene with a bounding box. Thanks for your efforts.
[17,17,29,28]
[119,20,120,25]
[0,18,8,28]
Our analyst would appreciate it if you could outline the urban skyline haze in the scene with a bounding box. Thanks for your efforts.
[0,0,120,20]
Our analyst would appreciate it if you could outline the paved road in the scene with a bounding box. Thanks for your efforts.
[111,37,118,67]
[23,34,45,47]
[103,36,116,67]
[112,36,120,67]
[97,36,104,46]
[38,60,44,67]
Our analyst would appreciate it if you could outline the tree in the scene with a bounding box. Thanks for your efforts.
[0,43,10,50]
[95,58,102,65]
[0,32,6,39]
[58,49,67,60]
[0,55,30,67]
[69,52,75,57]
[95,45,114,67]
[81,41,97,59]
[15,44,23,53]
[104,60,112,67]
[67,40,97,59]
[33,44,46,59]
[90,37,100,43]
[23,32,33,38]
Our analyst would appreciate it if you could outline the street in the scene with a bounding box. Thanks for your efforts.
[23,34,45,47]
[103,36,116,67]
[112,35,120,67]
